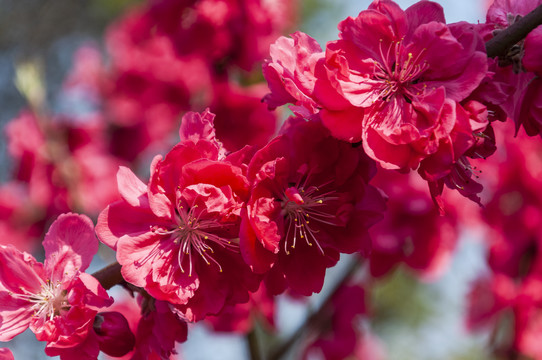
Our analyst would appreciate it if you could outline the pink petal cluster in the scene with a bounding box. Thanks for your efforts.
[240,116,386,295]
[147,0,297,71]
[105,8,210,129]
[97,109,260,322]
[0,213,112,359]
[263,0,492,204]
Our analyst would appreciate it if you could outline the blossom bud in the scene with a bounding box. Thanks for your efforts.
[94,311,136,357]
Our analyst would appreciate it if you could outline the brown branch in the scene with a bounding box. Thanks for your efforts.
[267,258,362,360]
[91,261,123,290]
[486,4,542,58]
[247,329,262,360]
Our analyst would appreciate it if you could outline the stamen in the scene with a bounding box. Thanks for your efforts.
[156,200,238,277]
[281,182,342,256]
[10,280,69,321]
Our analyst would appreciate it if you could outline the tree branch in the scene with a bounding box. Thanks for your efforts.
[247,329,262,360]
[267,258,362,360]
[486,4,542,58]
[92,261,123,290]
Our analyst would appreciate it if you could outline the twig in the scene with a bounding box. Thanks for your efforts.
[247,329,262,360]
[267,258,362,360]
[486,4,542,58]
[91,261,123,290]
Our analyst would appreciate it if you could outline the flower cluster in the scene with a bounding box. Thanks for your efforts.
[263,0,502,206]
[3,0,542,359]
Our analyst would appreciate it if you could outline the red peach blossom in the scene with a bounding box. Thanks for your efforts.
[240,116,386,295]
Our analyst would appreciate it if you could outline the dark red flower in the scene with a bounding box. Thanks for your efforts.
[240,116,385,295]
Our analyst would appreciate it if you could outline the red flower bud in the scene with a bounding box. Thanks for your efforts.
[94,311,135,357]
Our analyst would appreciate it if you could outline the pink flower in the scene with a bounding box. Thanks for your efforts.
[262,31,363,140]
[240,116,386,295]
[97,110,260,321]
[4,110,68,211]
[0,213,112,357]
[105,9,210,126]
[466,274,542,359]
[420,99,496,207]
[262,1,492,204]
[466,274,516,331]
[325,0,487,170]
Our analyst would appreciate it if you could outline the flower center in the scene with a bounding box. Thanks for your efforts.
[281,183,339,256]
[373,39,429,103]
[10,280,69,321]
[152,203,237,277]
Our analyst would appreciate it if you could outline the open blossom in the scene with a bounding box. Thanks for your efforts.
[262,1,492,204]
[325,0,487,170]
[240,116,386,295]
[0,213,112,359]
[97,110,260,322]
